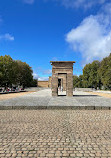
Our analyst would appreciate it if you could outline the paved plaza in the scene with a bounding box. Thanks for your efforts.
[0,89,111,157]
[0,110,111,157]
[0,89,111,109]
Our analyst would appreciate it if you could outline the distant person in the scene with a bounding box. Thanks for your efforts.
[58,86,61,91]
[61,86,63,92]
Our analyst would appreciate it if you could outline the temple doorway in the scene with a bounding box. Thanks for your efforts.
[58,74,67,96]
[50,61,75,97]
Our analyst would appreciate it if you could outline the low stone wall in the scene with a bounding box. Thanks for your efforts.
[38,81,49,88]
[48,76,52,88]
[75,88,93,92]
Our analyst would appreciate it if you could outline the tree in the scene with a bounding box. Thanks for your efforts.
[0,72,3,86]
[0,55,16,87]
[88,60,100,89]
[83,63,92,88]
[0,55,34,88]
[83,60,100,89]
[73,75,83,88]
[98,53,111,90]
[73,75,79,88]
[16,60,33,88]
[31,79,37,87]
[77,75,83,88]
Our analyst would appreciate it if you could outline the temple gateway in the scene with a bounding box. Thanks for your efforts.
[50,61,75,97]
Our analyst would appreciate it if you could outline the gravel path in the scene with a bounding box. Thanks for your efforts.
[0,92,33,101]
[88,92,111,98]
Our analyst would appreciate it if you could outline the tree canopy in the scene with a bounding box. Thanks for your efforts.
[98,53,111,90]
[73,53,111,90]
[0,55,36,88]
[73,75,83,88]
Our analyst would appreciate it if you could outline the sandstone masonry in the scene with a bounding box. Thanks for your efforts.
[50,61,75,97]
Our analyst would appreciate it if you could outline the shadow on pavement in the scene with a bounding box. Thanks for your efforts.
[57,95,98,97]
[58,95,66,97]
[73,95,98,97]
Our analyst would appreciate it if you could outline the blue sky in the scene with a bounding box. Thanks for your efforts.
[0,0,111,80]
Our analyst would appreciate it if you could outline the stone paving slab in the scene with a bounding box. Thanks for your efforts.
[0,110,111,157]
[0,89,111,110]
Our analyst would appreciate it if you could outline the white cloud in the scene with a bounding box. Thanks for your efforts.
[66,2,111,65]
[33,69,51,80]
[55,0,107,9]
[36,67,52,75]
[38,77,49,81]
[0,33,14,41]
[33,73,49,81]
[33,72,39,79]
[23,0,35,4]
[0,17,14,42]
[43,69,52,75]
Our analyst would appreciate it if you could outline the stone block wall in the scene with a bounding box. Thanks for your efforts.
[48,76,52,88]
[52,73,58,96]
[38,81,49,88]
[50,61,75,97]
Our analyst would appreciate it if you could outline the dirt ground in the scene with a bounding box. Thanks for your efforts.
[0,92,33,101]
[89,92,111,98]
[0,90,111,101]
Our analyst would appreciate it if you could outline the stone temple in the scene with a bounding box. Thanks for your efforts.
[50,61,75,97]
